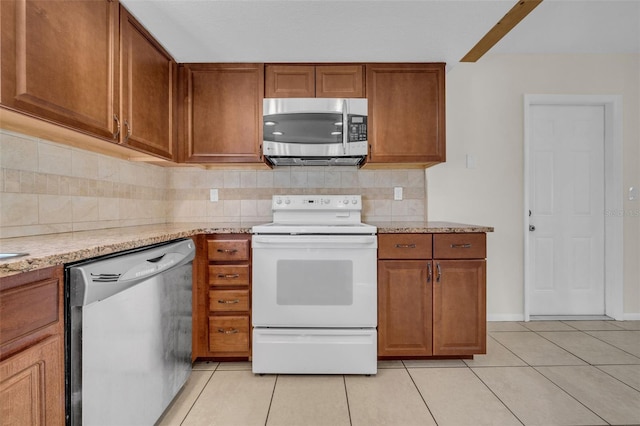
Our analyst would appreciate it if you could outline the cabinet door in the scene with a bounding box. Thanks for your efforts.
[120,6,177,160]
[378,260,432,357]
[433,260,486,355]
[0,0,119,140]
[366,63,445,164]
[0,335,64,426]
[265,65,315,98]
[180,64,263,163]
[315,65,364,98]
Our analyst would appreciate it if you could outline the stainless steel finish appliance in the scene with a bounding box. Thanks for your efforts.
[251,195,377,375]
[66,239,195,425]
[263,98,368,166]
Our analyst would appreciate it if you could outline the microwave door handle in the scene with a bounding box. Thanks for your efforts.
[342,99,348,154]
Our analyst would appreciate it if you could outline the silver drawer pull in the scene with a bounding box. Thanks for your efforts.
[217,274,240,279]
[436,262,442,283]
[451,243,472,249]
[395,243,416,249]
[218,299,240,304]
[217,328,239,334]
[217,248,238,254]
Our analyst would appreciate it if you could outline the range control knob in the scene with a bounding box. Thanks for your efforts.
[284,199,291,205]
[352,199,358,204]
[343,198,349,205]
[275,198,282,205]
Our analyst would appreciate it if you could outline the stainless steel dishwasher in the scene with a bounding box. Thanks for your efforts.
[65,238,195,426]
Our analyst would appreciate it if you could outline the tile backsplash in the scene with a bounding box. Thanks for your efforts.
[1,130,427,238]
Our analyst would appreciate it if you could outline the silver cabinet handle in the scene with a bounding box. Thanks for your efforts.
[123,119,131,143]
[217,328,239,334]
[217,299,240,304]
[217,248,238,254]
[395,243,416,249]
[436,262,442,283]
[217,274,240,279]
[427,262,432,283]
[113,114,121,140]
[451,243,472,249]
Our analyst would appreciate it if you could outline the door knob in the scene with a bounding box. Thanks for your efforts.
[529,225,536,232]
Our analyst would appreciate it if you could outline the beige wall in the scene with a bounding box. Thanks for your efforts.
[428,53,640,320]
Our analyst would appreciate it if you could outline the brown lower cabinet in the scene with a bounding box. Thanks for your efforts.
[193,234,252,360]
[0,266,65,424]
[378,233,486,358]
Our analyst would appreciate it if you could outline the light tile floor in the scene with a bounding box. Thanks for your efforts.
[158,321,640,426]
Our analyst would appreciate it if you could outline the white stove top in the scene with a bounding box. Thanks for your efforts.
[252,195,377,235]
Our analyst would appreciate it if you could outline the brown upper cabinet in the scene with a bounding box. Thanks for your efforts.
[179,64,264,163]
[265,65,365,98]
[0,1,177,161]
[1,0,119,140]
[119,7,178,160]
[365,63,446,166]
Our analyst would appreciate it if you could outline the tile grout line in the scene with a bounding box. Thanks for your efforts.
[581,329,640,361]
[402,361,440,426]
[264,374,279,426]
[593,364,640,393]
[559,319,627,331]
[530,329,595,366]
[481,333,531,367]
[531,365,611,426]
[177,366,218,426]
[342,375,353,426]
[534,328,640,366]
[467,366,526,426]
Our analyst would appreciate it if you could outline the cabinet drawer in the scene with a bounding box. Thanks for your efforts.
[208,265,250,286]
[378,234,432,259]
[207,239,250,261]
[209,290,249,312]
[209,316,250,353]
[433,233,486,259]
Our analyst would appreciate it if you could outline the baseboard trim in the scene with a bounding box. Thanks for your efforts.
[487,314,525,322]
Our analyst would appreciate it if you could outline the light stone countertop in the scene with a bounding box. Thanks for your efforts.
[372,221,494,234]
[0,221,493,277]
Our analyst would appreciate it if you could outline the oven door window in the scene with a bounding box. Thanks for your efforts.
[277,259,352,305]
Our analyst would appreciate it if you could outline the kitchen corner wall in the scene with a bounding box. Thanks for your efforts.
[0,128,427,239]
[168,167,426,225]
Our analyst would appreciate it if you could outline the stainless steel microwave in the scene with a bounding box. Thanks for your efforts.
[263,98,368,166]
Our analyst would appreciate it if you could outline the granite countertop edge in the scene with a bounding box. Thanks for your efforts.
[0,221,493,277]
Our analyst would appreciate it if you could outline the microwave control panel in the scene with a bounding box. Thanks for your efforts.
[348,115,367,142]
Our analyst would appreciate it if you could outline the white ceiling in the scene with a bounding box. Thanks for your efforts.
[120,0,640,67]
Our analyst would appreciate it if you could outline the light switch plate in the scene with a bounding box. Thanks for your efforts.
[630,186,638,201]
[394,187,403,201]
[210,189,219,202]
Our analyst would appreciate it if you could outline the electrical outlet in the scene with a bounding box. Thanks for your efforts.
[209,189,219,202]
[394,187,403,201]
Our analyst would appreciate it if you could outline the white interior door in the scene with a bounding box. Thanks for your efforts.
[528,104,605,316]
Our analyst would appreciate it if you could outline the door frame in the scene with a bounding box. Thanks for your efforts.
[523,94,623,321]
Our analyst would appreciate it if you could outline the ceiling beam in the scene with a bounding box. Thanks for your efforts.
[461,0,543,62]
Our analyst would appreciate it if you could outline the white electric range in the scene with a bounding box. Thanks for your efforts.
[251,195,377,375]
